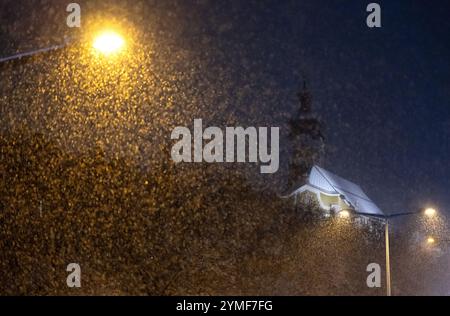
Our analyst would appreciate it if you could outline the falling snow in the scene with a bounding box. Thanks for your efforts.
[0,0,449,295]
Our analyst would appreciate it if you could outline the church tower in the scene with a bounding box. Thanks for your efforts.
[287,81,325,191]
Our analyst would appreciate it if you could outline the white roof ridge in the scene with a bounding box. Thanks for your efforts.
[313,165,368,194]
[309,165,384,215]
[333,187,373,202]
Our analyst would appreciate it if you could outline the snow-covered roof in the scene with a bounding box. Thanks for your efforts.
[304,165,384,216]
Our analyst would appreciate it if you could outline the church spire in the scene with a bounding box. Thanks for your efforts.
[297,80,312,115]
[287,80,325,192]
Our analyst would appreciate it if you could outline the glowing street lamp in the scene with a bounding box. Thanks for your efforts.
[424,207,437,218]
[0,28,127,64]
[338,210,350,218]
[353,205,439,296]
[92,30,126,55]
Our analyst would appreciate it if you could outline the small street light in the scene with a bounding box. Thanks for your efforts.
[338,210,350,218]
[353,206,439,296]
[425,236,450,245]
[424,208,437,218]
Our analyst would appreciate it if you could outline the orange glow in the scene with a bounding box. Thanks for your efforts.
[93,30,125,55]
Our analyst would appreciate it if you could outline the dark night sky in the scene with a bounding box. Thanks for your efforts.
[203,0,450,214]
[292,1,450,214]
[1,0,449,214]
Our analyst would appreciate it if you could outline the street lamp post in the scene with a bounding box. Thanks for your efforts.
[350,207,437,296]
[385,219,391,296]
[0,43,69,64]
